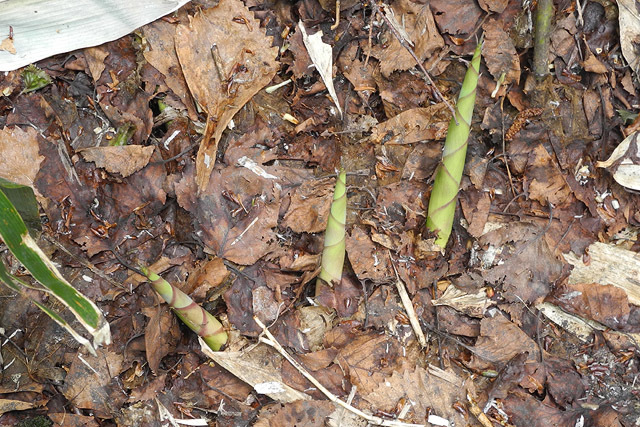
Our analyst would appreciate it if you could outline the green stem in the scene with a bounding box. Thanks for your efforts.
[533,0,554,80]
[426,41,482,248]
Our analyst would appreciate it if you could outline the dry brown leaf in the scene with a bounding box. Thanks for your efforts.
[482,21,521,87]
[432,284,493,317]
[142,19,198,119]
[469,313,541,369]
[201,343,311,403]
[282,176,335,233]
[0,37,16,55]
[142,304,181,374]
[0,399,35,416]
[83,46,109,82]
[369,0,444,77]
[546,282,630,330]
[78,145,155,178]
[369,104,449,145]
[175,1,279,192]
[184,257,229,301]
[62,348,127,418]
[256,400,335,426]
[363,366,467,425]
[0,126,44,187]
[478,0,508,13]
[345,226,394,283]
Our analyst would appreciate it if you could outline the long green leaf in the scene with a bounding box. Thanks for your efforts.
[317,169,347,287]
[0,188,111,348]
[426,41,482,248]
[140,266,228,351]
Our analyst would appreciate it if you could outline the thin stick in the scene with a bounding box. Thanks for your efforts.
[331,0,341,30]
[367,0,457,122]
[253,316,425,427]
[389,254,427,347]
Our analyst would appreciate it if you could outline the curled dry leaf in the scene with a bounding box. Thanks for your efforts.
[369,104,450,145]
[618,0,640,76]
[432,284,493,317]
[298,21,342,117]
[78,145,155,178]
[596,130,640,190]
[175,0,279,192]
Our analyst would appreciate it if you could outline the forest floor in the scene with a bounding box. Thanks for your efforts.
[1,0,640,425]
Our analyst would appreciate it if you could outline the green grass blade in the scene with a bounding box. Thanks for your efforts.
[0,188,111,348]
[317,169,347,287]
[140,266,228,351]
[426,41,482,248]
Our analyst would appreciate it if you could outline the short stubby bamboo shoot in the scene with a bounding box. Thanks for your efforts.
[141,266,228,351]
[317,169,347,287]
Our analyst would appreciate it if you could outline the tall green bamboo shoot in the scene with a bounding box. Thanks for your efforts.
[140,266,228,351]
[317,169,346,287]
[426,41,482,248]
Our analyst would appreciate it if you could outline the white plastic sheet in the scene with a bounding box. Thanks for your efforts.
[0,0,190,71]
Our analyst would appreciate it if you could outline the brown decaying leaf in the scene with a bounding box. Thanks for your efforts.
[282,176,335,233]
[546,282,630,330]
[142,304,181,374]
[0,37,16,55]
[61,348,127,418]
[48,413,99,427]
[78,145,155,178]
[369,0,444,77]
[183,257,229,301]
[175,0,279,192]
[430,0,483,36]
[363,366,467,424]
[142,19,198,119]
[478,0,508,13]
[85,38,155,145]
[333,333,403,396]
[369,104,449,145]
[0,126,44,188]
[482,21,521,86]
[468,313,541,369]
[255,400,335,427]
[477,222,563,303]
[345,226,394,283]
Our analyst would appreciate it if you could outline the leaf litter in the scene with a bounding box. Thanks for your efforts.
[1,0,640,425]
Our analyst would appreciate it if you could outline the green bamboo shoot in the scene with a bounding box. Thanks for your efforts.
[426,41,482,248]
[140,266,228,351]
[317,169,347,287]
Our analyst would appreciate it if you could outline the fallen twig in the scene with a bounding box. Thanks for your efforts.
[389,254,427,347]
[254,316,425,427]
